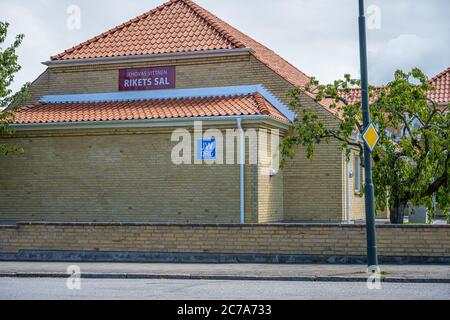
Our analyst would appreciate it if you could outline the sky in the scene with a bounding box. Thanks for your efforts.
[1,0,449,93]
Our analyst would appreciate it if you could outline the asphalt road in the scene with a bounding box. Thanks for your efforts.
[0,278,449,300]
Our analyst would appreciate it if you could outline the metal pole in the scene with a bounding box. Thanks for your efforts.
[358,0,378,267]
[237,118,245,224]
[346,160,351,225]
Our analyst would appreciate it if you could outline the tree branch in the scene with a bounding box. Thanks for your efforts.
[420,152,449,198]
[324,94,349,106]
[396,112,422,152]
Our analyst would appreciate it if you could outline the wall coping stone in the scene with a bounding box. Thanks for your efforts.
[0,225,18,229]
[14,221,450,229]
[1,251,449,265]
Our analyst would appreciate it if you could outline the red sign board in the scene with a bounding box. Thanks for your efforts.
[118,66,176,91]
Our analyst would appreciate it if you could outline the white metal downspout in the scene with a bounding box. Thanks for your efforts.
[346,159,352,224]
[237,118,245,224]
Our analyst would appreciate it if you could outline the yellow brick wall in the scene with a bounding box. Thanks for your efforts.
[28,55,294,105]
[0,127,266,223]
[1,223,448,258]
[342,149,386,221]
[281,92,348,222]
[343,150,366,221]
[20,54,349,222]
[283,141,344,221]
[257,129,284,223]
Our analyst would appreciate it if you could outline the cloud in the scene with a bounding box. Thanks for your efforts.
[368,34,445,84]
[0,3,58,92]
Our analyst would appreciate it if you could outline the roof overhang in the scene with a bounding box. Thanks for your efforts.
[43,48,253,68]
[12,85,295,131]
[11,115,290,132]
[39,85,296,122]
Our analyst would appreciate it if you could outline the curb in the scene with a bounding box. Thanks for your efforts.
[2,251,449,265]
[0,272,448,284]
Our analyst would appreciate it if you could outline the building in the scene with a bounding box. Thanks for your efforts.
[428,67,450,108]
[0,0,365,224]
[345,67,449,107]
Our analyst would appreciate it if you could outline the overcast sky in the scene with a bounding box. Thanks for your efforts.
[1,0,449,93]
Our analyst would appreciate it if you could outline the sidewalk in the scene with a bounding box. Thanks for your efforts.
[0,262,448,283]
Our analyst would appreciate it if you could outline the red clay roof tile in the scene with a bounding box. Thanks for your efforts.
[51,0,241,61]
[50,0,333,114]
[12,94,288,124]
[428,67,450,104]
[341,67,450,106]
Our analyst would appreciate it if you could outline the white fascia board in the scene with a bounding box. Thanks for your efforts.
[255,86,296,122]
[41,86,260,103]
[40,85,295,122]
[43,48,252,67]
[12,115,290,132]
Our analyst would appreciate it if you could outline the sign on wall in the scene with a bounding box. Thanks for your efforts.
[118,66,176,91]
[197,138,217,161]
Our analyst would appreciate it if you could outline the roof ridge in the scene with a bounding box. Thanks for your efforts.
[174,1,328,115]
[429,67,449,83]
[253,93,271,115]
[181,0,312,83]
[180,0,246,49]
[51,0,180,60]
[15,102,43,112]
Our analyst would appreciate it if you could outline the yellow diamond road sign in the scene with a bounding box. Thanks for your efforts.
[362,122,380,152]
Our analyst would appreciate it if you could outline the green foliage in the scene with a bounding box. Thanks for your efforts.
[282,68,449,222]
[281,74,365,168]
[0,21,29,155]
[0,110,21,154]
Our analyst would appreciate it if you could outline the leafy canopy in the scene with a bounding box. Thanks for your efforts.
[0,21,29,155]
[282,68,449,221]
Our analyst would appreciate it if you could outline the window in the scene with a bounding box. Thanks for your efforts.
[354,156,361,192]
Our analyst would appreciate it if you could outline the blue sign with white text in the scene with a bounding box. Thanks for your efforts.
[197,138,217,161]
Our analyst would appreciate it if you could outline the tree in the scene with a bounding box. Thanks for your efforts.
[281,68,449,224]
[0,21,29,155]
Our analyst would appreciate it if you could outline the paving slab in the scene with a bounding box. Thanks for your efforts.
[0,262,448,283]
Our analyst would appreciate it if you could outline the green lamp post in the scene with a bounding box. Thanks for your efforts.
[358,0,379,267]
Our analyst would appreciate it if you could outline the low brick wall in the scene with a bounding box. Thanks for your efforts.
[0,223,448,264]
